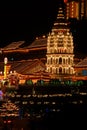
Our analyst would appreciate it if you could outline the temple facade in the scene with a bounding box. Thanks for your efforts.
[46,5,74,78]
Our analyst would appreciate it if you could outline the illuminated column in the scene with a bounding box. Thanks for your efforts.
[4,57,8,79]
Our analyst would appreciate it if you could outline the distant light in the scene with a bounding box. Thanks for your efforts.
[4,57,8,64]
[43,35,45,38]
[36,37,38,40]
[0,50,2,54]
[64,0,68,3]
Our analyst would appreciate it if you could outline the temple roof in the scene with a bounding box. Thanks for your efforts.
[75,57,87,67]
[24,36,47,49]
[3,41,25,50]
[1,37,47,54]
[9,59,46,75]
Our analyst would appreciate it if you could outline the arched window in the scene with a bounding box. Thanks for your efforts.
[63,58,65,64]
[59,67,62,74]
[68,58,70,64]
[63,68,65,74]
[59,58,62,64]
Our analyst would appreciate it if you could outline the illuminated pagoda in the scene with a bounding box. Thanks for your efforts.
[46,4,75,79]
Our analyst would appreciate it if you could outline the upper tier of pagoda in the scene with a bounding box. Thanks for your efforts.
[53,4,69,30]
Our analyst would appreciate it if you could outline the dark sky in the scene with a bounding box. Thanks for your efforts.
[0,0,87,56]
[0,0,58,46]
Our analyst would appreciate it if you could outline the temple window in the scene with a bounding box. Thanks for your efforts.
[59,67,62,74]
[59,57,62,64]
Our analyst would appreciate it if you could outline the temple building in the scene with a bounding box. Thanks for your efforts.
[46,5,74,79]
[0,1,87,84]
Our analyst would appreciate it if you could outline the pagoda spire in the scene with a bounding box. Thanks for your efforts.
[53,2,68,30]
[56,3,65,20]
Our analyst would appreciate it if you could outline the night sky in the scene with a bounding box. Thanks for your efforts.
[0,0,87,57]
[0,1,58,45]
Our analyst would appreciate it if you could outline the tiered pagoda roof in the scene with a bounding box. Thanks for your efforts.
[2,41,25,50]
